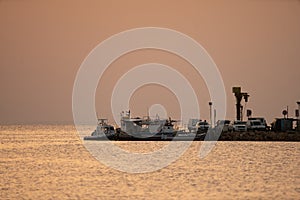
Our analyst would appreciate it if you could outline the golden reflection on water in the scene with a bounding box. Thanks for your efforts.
[1,125,299,199]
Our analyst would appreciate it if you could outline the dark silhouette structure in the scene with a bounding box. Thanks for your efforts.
[297,101,300,131]
[232,87,249,121]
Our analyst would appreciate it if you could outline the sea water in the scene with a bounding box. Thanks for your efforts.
[1,125,299,199]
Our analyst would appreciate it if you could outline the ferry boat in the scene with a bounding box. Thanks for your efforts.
[119,110,179,140]
[83,111,207,141]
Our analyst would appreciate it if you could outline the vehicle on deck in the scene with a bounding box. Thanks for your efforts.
[196,120,210,133]
[188,119,200,133]
[216,120,232,132]
[232,121,247,132]
[248,117,269,130]
[246,119,266,131]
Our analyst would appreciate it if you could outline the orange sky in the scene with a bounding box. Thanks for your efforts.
[0,0,299,124]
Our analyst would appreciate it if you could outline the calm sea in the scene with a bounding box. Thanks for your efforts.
[1,125,299,199]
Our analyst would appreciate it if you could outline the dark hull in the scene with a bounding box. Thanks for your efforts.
[115,135,206,141]
[84,132,207,141]
[84,135,116,141]
[83,131,300,141]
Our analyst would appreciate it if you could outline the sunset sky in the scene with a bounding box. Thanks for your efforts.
[1,0,299,124]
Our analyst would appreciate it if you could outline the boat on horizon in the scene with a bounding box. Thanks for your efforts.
[83,111,207,141]
[83,119,115,140]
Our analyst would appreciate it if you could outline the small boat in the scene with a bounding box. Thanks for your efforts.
[83,119,115,140]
